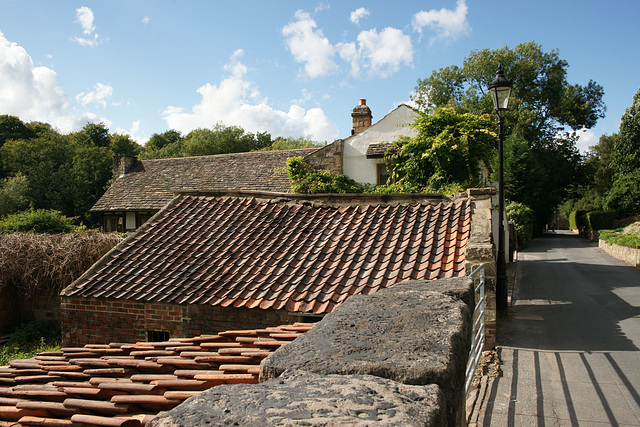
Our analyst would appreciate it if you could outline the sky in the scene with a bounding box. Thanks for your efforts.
[0,1,638,153]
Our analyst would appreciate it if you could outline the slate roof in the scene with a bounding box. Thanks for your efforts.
[365,142,399,158]
[0,322,313,427]
[65,194,471,314]
[90,148,319,212]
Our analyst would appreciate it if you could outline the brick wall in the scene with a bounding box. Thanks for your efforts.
[61,296,303,347]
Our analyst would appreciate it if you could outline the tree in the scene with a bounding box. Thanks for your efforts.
[145,129,183,151]
[0,174,31,217]
[73,122,111,147]
[414,41,605,144]
[0,115,35,149]
[413,41,606,231]
[387,108,496,193]
[613,89,640,175]
[110,133,141,156]
[261,136,319,151]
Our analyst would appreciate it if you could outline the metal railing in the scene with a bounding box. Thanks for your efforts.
[465,265,486,394]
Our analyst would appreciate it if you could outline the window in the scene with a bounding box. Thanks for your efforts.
[377,164,391,185]
[147,330,170,342]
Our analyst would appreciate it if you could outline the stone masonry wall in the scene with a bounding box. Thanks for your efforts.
[150,277,474,427]
[465,188,497,349]
[60,296,300,347]
[599,240,640,269]
[303,139,343,175]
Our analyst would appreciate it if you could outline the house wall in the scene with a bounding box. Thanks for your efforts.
[304,139,343,175]
[343,105,418,185]
[60,296,304,346]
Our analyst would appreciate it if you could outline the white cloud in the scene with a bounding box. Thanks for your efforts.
[337,27,413,78]
[350,8,371,25]
[76,83,113,108]
[162,51,339,142]
[142,16,151,25]
[0,30,99,132]
[74,6,100,47]
[282,10,337,78]
[575,128,599,153]
[115,120,146,144]
[412,0,470,44]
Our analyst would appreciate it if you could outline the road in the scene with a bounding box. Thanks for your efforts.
[477,230,640,426]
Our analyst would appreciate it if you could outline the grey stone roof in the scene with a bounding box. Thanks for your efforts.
[90,149,318,212]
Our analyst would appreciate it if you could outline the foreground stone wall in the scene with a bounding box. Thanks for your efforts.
[150,277,474,427]
[599,240,640,269]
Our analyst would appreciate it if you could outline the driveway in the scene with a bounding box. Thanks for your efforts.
[476,231,640,426]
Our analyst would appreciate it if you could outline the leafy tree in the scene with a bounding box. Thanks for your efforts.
[414,41,605,143]
[604,169,640,218]
[109,133,141,156]
[0,115,36,149]
[262,136,320,151]
[386,108,496,193]
[413,42,605,231]
[145,129,182,151]
[0,174,31,217]
[73,122,111,148]
[613,89,640,175]
[506,201,535,250]
[71,146,113,219]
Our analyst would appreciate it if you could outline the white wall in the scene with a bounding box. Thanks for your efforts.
[343,105,418,186]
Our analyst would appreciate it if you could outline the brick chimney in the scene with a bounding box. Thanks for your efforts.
[351,99,372,135]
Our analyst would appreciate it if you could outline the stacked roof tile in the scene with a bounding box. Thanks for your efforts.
[0,323,312,426]
[64,195,471,314]
[90,149,318,212]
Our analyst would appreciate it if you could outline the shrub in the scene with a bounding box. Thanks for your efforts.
[0,208,79,234]
[0,320,61,365]
[599,227,640,249]
[604,170,640,219]
[0,231,123,316]
[506,201,535,250]
[286,157,367,194]
[586,211,616,232]
[569,210,588,231]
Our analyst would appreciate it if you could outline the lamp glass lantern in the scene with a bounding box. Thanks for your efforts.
[488,64,513,112]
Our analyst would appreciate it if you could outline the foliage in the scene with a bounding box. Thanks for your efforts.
[261,136,320,151]
[506,201,535,250]
[286,157,367,194]
[413,41,605,143]
[569,210,588,231]
[0,231,123,315]
[386,108,495,193]
[109,133,141,156]
[603,169,640,218]
[613,89,640,175]
[141,124,273,159]
[0,174,31,217]
[0,209,79,234]
[0,320,61,365]
[413,41,605,233]
[599,224,640,249]
[585,211,616,232]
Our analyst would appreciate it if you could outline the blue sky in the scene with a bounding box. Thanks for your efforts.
[0,1,638,152]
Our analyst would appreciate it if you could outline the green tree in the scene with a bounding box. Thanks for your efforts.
[386,108,496,193]
[262,136,320,151]
[604,169,640,218]
[145,129,183,151]
[0,115,35,149]
[73,122,111,147]
[413,41,605,231]
[613,89,640,175]
[0,174,31,217]
[109,133,141,156]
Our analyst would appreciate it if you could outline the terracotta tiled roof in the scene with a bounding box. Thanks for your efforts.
[90,149,318,212]
[65,194,471,314]
[365,142,398,158]
[0,323,312,427]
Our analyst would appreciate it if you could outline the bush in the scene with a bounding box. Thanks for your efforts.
[569,210,588,231]
[599,228,640,249]
[0,208,79,234]
[286,157,367,194]
[506,201,535,250]
[0,231,123,315]
[586,211,616,232]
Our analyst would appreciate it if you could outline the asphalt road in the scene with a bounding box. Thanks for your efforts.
[479,230,640,426]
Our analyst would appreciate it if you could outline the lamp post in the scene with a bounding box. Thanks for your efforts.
[488,63,512,312]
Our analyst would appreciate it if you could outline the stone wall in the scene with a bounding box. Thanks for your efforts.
[60,296,302,347]
[150,276,474,427]
[304,139,343,175]
[465,188,497,349]
[599,240,640,269]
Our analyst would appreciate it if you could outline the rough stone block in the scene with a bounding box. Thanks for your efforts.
[261,279,472,426]
[148,370,444,427]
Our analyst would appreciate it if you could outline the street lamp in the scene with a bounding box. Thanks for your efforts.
[488,63,512,312]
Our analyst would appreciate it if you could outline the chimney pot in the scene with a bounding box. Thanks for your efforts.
[359,99,366,105]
